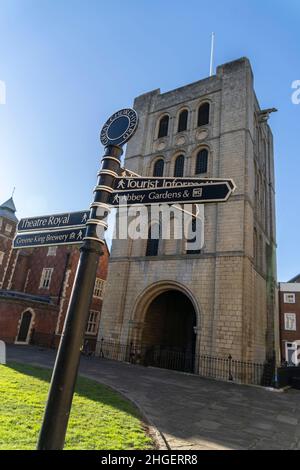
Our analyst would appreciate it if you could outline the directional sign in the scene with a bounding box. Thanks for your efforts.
[109,181,234,206]
[13,227,86,249]
[17,210,89,233]
[114,176,236,191]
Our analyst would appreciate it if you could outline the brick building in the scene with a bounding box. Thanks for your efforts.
[279,275,300,365]
[97,57,279,381]
[0,197,109,351]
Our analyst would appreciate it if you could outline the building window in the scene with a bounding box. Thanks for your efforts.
[153,158,164,177]
[94,278,105,299]
[284,313,296,331]
[47,246,57,256]
[5,223,12,234]
[284,293,296,304]
[285,342,299,365]
[146,224,160,256]
[86,310,100,334]
[197,103,210,127]
[178,110,188,132]
[39,268,53,289]
[157,115,169,138]
[0,251,4,265]
[195,149,208,174]
[174,154,184,177]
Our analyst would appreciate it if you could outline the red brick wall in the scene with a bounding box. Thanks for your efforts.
[279,289,300,361]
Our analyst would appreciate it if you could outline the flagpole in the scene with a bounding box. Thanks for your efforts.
[210,32,215,77]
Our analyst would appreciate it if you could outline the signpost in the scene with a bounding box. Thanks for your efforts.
[33,105,235,451]
[110,181,234,206]
[36,108,138,450]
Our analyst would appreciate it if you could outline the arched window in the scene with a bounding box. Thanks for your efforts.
[197,103,210,127]
[174,154,184,177]
[195,149,208,174]
[158,115,169,138]
[146,223,160,256]
[153,158,164,176]
[178,110,188,132]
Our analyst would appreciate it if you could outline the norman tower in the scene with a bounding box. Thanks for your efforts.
[97,58,278,373]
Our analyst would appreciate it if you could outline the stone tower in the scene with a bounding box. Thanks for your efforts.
[97,57,278,374]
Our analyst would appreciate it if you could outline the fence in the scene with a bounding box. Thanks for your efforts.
[95,338,274,386]
[1,332,274,387]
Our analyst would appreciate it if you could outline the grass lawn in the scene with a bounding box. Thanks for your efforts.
[0,362,155,450]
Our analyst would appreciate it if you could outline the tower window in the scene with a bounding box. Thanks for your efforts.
[158,115,169,138]
[153,158,164,177]
[178,110,188,132]
[174,155,184,177]
[195,149,208,174]
[197,103,210,127]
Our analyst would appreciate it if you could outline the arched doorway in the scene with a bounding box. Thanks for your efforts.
[139,290,197,372]
[16,310,34,344]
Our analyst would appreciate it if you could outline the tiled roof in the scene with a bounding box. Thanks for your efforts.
[0,197,18,223]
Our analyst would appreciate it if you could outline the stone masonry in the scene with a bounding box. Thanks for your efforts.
[97,57,278,371]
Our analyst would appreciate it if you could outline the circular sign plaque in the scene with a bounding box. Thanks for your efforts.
[100,108,138,147]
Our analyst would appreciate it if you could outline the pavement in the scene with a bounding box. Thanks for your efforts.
[5,344,300,450]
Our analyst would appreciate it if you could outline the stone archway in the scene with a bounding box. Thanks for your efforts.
[130,282,200,373]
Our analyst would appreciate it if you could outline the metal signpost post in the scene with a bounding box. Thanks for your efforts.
[36,108,138,450]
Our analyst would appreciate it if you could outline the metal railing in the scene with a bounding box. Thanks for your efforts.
[95,338,274,386]
[1,332,274,386]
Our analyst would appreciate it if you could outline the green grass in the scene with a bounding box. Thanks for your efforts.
[0,362,155,450]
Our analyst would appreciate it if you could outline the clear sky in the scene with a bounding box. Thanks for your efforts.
[0,0,299,281]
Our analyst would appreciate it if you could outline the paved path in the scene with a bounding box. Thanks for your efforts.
[5,344,300,450]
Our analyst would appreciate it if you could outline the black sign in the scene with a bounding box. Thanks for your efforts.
[114,176,236,191]
[17,210,89,233]
[100,108,138,147]
[110,182,233,206]
[13,227,86,249]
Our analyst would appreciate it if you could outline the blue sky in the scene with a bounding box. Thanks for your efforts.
[0,0,299,280]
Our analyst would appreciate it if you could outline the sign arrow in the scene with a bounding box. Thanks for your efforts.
[109,181,234,206]
[114,176,236,191]
[13,227,86,249]
[17,210,89,233]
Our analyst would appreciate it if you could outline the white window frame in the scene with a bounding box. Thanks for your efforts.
[0,251,4,265]
[86,310,100,335]
[5,223,12,234]
[47,246,57,256]
[285,342,299,366]
[39,268,53,289]
[284,293,296,304]
[93,278,105,299]
[284,313,297,331]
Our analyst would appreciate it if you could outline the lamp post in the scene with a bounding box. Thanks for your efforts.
[37,108,138,450]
